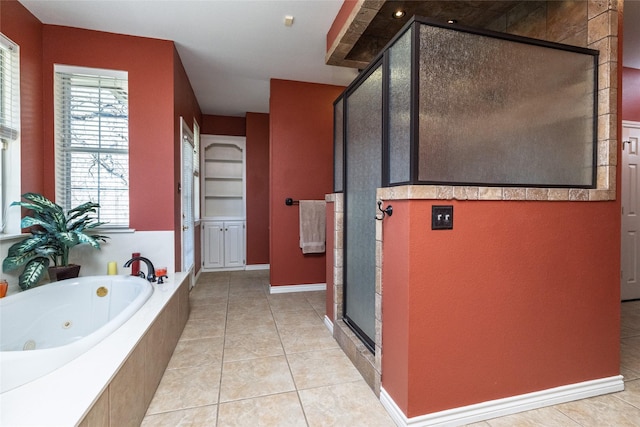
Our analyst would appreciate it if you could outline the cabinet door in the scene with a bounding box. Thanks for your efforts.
[203,222,224,269]
[224,221,245,267]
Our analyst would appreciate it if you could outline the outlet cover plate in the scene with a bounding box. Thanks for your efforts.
[432,205,453,230]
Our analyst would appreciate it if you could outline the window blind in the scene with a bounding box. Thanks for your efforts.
[0,34,19,142]
[54,67,129,227]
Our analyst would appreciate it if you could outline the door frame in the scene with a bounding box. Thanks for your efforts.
[180,117,195,276]
[621,120,640,300]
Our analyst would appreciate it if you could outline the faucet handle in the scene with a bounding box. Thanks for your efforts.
[137,271,146,279]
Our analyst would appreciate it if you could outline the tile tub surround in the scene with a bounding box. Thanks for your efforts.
[0,273,190,427]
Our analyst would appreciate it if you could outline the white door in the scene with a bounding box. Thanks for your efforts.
[180,118,195,273]
[622,121,640,300]
[224,221,245,268]
[203,221,224,269]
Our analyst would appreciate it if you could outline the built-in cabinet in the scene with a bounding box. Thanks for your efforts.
[201,135,246,271]
[203,221,245,269]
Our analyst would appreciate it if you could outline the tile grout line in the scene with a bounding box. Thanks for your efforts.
[267,285,312,427]
[611,378,640,412]
[214,275,231,427]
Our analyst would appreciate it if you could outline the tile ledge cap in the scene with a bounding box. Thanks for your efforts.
[376,186,615,201]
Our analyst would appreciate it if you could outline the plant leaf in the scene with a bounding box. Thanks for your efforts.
[6,234,46,257]
[21,216,61,233]
[3,249,37,271]
[90,234,109,243]
[68,201,100,215]
[18,257,49,290]
[56,231,80,247]
[75,233,104,248]
[18,193,66,228]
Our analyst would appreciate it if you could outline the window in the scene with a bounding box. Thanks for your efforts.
[54,65,129,228]
[0,33,20,235]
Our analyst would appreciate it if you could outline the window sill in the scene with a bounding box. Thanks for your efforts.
[94,228,136,234]
[0,233,29,242]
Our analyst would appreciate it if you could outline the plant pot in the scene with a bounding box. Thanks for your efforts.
[48,265,81,282]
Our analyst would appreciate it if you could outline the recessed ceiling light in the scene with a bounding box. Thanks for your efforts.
[284,15,294,27]
[447,19,458,24]
[392,10,406,19]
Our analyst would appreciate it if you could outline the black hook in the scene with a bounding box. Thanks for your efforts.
[376,200,393,221]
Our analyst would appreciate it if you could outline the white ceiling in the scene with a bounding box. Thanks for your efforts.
[19,0,359,116]
[19,0,640,117]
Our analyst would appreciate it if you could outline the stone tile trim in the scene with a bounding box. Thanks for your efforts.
[326,0,381,69]
[378,185,615,202]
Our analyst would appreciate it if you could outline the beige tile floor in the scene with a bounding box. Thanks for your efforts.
[142,271,394,427]
[142,272,640,426]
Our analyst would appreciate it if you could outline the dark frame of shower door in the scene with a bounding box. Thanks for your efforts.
[342,58,386,353]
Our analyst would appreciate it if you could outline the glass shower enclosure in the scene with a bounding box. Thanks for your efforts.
[334,16,598,352]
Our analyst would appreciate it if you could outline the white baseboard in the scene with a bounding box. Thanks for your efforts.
[380,375,624,427]
[324,315,334,334]
[269,283,326,294]
[245,264,270,271]
[193,268,202,288]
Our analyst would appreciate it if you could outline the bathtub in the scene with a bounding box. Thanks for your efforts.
[0,275,153,394]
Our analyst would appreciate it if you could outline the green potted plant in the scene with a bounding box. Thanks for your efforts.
[2,193,109,290]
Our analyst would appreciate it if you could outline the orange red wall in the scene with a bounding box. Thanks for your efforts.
[202,115,246,136]
[623,67,640,122]
[2,0,44,195]
[246,113,270,265]
[269,79,344,286]
[382,199,620,416]
[4,0,202,270]
[327,0,358,51]
[173,47,204,271]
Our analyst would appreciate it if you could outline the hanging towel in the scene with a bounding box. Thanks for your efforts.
[299,200,326,254]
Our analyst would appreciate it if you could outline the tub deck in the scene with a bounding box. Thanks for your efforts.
[0,273,190,426]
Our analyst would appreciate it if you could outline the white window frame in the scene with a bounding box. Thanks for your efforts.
[54,64,129,228]
[0,33,21,236]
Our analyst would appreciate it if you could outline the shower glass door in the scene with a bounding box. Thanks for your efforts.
[344,62,383,350]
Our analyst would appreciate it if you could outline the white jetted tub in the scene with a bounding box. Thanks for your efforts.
[0,275,153,393]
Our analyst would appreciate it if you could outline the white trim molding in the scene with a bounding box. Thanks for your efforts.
[245,264,270,271]
[380,375,624,427]
[269,283,326,294]
[324,315,334,334]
